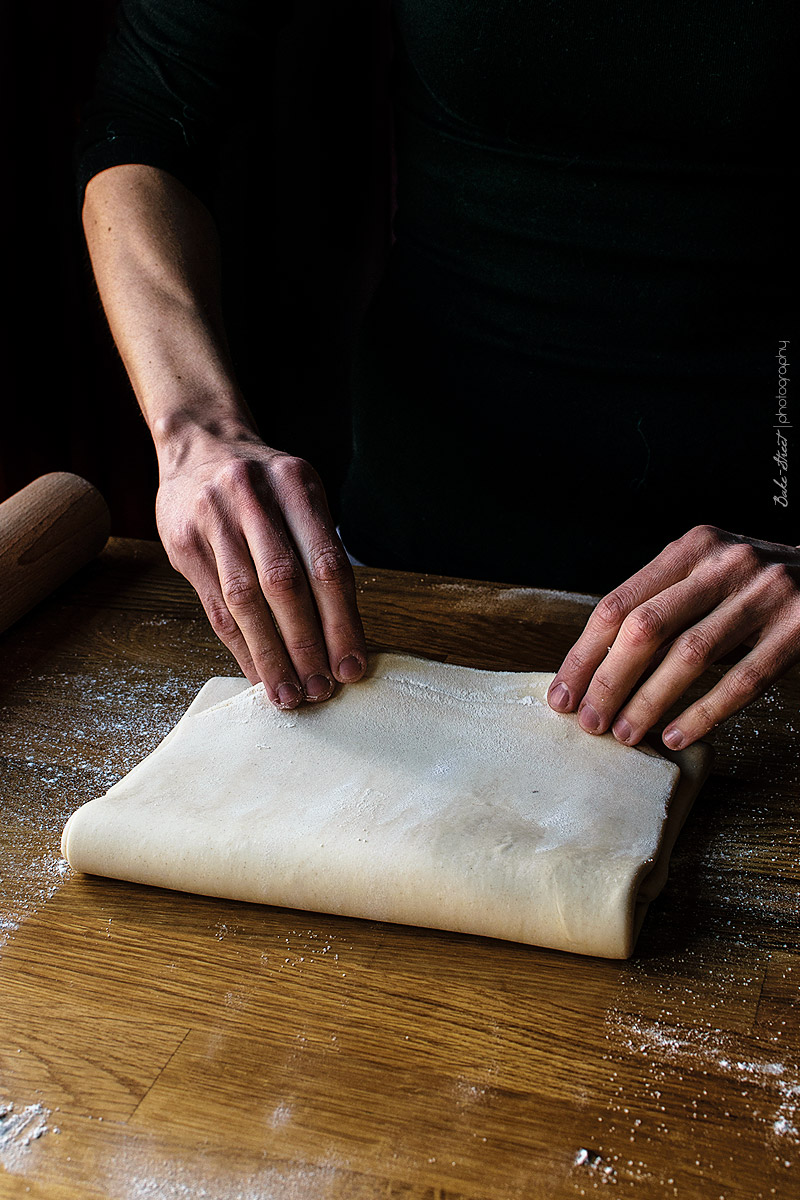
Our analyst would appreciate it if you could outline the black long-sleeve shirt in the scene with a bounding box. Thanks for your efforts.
[77,0,799,591]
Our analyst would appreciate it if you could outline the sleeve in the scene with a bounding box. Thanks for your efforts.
[74,0,263,211]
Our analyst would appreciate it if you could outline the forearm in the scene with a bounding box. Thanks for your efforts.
[82,163,257,467]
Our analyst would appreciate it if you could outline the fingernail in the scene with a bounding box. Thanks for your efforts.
[613,717,633,744]
[276,682,302,708]
[305,673,334,701]
[337,654,364,682]
[663,727,684,750]
[549,681,571,711]
[579,702,600,732]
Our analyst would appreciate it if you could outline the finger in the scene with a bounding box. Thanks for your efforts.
[240,502,339,702]
[608,595,765,745]
[659,637,787,749]
[610,558,800,744]
[571,572,732,736]
[547,525,745,716]
[266,456,367,685]
[168,535,261,683]
[548,552,694,714]
[210,532,304,709]
[197,582,259,684]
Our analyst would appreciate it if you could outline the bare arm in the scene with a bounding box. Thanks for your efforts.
[83,162,367,705]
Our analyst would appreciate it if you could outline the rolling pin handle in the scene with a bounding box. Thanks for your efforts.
[0,472,111,635]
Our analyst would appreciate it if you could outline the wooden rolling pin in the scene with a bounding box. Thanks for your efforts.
[0,473,111,635]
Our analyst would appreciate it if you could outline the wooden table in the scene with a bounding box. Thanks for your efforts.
[0,538,797,1199]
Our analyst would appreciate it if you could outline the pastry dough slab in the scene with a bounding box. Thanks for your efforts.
[61,654,712,958]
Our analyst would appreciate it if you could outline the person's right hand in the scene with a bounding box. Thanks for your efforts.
[155,430,367,709]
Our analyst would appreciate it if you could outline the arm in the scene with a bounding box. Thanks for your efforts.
[83,163,366,705]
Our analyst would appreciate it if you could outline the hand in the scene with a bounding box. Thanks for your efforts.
[155,431,367,708]
[546,525,800,749]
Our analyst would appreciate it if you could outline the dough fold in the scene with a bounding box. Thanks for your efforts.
[61,654,712,958]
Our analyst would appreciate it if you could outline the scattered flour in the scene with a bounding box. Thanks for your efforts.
[605,1010,800,1149]
[589,675,800,1199]
[0,1101,53,1169]
[0,664,208,946]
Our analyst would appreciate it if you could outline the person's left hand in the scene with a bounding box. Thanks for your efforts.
[546,524,800,750]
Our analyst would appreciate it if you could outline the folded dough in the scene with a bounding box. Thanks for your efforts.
[61,654,712,958]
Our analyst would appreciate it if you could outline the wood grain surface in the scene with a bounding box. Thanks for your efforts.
[0,538,797,1200]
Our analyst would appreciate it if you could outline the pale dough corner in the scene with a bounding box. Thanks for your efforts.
[60,653,713,959]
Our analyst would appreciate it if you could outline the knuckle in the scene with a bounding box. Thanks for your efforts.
[204,598,239,641]
[626,687,658,719]
[260,555,304,597]
[218,456,255,492]
[722,541,761,574]
[269,454,315,490]
[220,571,261,609]
[686,523,723,549]
[252,641,284,670]
[322,613,366,648]
[727,660,767,699]
[269,456,327,512]
[308,542,350,585]
[673,628,715,669]
[621,604,665,647]
[594,586,636,629]
[691,694,719,730]
[165,539,197,575]
[587,671,615,701]
[167,522,202,561]
[284,633,326,657]
[195,481,222,521]
[760,561,796,597]
[560,645,590,677]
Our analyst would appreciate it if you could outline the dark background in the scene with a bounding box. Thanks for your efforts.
[1,1,392,535]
